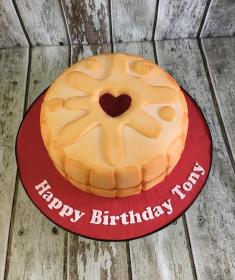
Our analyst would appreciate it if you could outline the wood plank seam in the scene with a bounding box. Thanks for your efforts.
[22,47,33,115]
[151,0,159,41]
[67,45,72,70]
[111,0,157,43]
[3,176,20,280]
[126,242,133,280]
[202,38,235,160]
[109,42,133,280]
[11,0,32,46]
[58,0,72,46]
[5,46,70,279]
[198,38,235,171]
[182,215,198,280]
[197,0,212,38]
[63,231,68,280]
[68,44,131,280]
[69,45,74,66]
[3,47,31,280]
[63,45,72,280]
[154,42,198,280]
[108,0,114,52]
[152,40,158,71]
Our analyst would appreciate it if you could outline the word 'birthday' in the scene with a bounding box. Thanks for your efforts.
[34,162,205,226]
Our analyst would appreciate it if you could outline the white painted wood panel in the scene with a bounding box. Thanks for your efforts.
[155,0,207,39]
[201,0,235,37]
[62,0,110,44]
[202,37,235,159]
[156,39,235,280]
[0,0,28,48]
[114,41,195,280]
[111,0,157,42]
[15,0,68,46]
[0,47,28,280]
[6,46,69,280]
[67,44,130,280]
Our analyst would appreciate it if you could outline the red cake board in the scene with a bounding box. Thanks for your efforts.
[16,88,212,241]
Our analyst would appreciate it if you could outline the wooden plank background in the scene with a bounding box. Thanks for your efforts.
[201,0,235,37]
[14,0,68,46]
[0,0,235,47]
[4,46,69,280]
[0,0,28,48]
[202,37,235,159]
[61,0,110,45]
[0,47,28,279]
[111,0,157,42]
[155,0,208,39]
[67,43,131,280]
[156,38,235,280]
[0,38,234,279]
[0,0,234,279]
[113,41,195,280]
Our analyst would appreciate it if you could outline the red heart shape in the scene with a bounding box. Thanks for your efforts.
[99,93,132,117]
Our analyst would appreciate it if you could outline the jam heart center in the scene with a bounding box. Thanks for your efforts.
[99,93,132,117]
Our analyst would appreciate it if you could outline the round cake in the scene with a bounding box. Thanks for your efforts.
[40,53,188,197]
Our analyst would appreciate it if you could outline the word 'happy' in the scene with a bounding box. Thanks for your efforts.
[34,162,205,226]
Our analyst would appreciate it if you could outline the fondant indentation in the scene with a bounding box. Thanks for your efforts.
[131,60,155,74]
[65,96,91,110]
[47,98,64,112]
[41,53,189,197]
[159,106,175,121]
[80,58,100,71]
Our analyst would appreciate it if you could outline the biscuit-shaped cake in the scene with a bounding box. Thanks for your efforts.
[40,53,188,197]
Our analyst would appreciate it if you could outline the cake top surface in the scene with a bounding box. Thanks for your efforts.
[41,53,187,168]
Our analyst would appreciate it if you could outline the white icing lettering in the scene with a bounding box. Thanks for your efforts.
[35,180,51,195]
[129,210,142,224]
[120,213,129,225]
[59,204,73,217]
[162,199,173,215]
[48,197,62,210]
[171,185,186,199]
[103,211,110,225]
[109,215,120,226]
[183,181,193,191]
[153,206,164,217]
[70,210,85,223]
[142,207,155,221]
[188,172,200,184]
[193,162,205,175]
[42,191,53,202]
[90,209,102,224]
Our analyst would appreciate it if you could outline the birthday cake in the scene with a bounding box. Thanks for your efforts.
[40,53,188,197]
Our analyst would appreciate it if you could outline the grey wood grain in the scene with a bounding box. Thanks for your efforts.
[0,48,28,280]
[156,39,235,280]
[67,44,130,280]
[68,235,129,280]
[111,0,157,42]
[129,219,195,280]
[0,0,28,48]
[62,0,110,45]
[6,46,69,280]
[202,37,235,159]
[201,0,235,37]
[26,46,70,105]
[155,0,207,39]
[71,43,111,64]
[14,0,68,46]
[114,41,195,280]
[113,41,155,60]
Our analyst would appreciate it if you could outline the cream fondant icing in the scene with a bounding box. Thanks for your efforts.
[40,53,188,197]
